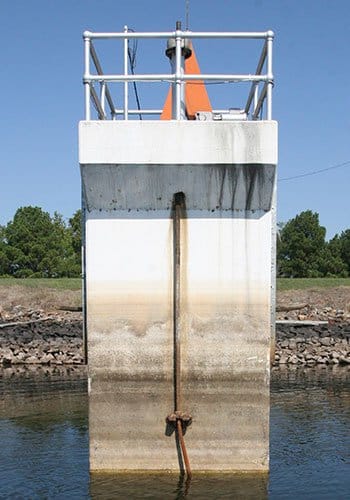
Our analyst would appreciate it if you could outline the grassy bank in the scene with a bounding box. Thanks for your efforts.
[0,277,349,315]
[277,278,350,291]
[0,278,82,312]
[0,278,81,290]
[1,277,350,292]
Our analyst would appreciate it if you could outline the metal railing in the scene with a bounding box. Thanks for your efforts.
[83,28,274,121]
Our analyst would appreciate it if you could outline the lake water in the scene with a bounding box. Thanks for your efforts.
[0,365,349,499]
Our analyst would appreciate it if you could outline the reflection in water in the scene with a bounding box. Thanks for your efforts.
[0,365,349,498]
[0,366,89,499]
[270,366,350,499]
[90,472,268,499]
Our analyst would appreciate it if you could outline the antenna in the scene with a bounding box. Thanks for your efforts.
[185,0,190,30]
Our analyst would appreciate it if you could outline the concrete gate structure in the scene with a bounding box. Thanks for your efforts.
[79,27,278,473]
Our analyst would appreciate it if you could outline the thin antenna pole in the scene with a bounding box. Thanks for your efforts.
[185,0,190,30]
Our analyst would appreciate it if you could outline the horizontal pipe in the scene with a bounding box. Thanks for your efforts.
[114,109,162,115]
[85,110,258,120]
[83,30,272,40]
[212,109,245,114]
[84,73,269,83]
[113,108,244,116]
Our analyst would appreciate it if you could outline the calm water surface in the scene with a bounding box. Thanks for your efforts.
[0,365,349,499]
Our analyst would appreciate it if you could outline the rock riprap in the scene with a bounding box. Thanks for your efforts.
[0,315,83,366]
[1,312,349,367]
[274,323,350,366]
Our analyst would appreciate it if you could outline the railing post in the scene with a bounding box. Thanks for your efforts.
[266,30,274,120]
[83,32,91,120]
[175,24,182,120]
[124,25,129,120]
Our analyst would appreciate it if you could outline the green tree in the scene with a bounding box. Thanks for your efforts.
[0,225,10,275]
[61,209,82,277]
[329,230,350,275]
[2,206,80,278]
[278,210,327,277]
[317,245,348,277]
[68,209,82,263]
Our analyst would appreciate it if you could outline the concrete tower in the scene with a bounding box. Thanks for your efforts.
[79,27,277,473]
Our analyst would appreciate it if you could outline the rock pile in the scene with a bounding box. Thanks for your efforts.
[274,323,350,366]
[1,308,350,367]
[0,316,83,366]
[0,305,48,323]
[277,305,350,323]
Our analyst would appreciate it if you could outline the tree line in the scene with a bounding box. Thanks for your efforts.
[0,206,81,278]
[277,210,350,277]
[0,206,349,279]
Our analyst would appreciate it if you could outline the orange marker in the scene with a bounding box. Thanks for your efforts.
[161,43,212,120]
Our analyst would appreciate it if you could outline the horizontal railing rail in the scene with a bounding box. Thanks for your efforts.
[84,31,272,39]
[83,28,274,121]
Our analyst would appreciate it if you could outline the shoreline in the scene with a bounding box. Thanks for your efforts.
[0,316,349,367]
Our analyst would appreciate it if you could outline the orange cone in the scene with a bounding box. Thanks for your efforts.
[161,44,212,120]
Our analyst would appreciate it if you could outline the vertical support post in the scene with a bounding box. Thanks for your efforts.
[173,21,184,120]
[124,25,129,120]
[167,23,186,120]
[175,27,182,120]
[84,34,91,120]
[266,30,274,120]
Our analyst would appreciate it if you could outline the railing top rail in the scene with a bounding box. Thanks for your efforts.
[85,74,269,82]
[83,30,274,40]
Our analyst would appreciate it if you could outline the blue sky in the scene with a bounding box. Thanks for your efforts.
[1,0,349,238]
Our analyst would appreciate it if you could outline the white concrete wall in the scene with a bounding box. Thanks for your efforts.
[79,120,277,165]
[80,120,277,472]
[86,210,272,379]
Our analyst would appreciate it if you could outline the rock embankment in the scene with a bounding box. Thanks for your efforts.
[1,310,350,367]
[0,314,83,366]
[274,323,350,366]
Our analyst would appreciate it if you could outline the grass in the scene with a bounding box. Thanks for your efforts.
[1,277,350,293]
[277,278,350,291]
[0,278,82,311]
[0,277,82,291]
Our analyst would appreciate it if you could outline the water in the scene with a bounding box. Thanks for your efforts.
[0,365,349,499]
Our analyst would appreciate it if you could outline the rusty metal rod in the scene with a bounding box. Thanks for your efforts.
[177,419,192,478]
[172,192,192,478]
[174,194,182,412]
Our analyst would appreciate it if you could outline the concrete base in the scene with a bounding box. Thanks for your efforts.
[86,211,272,471]
[89,376,269,472]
